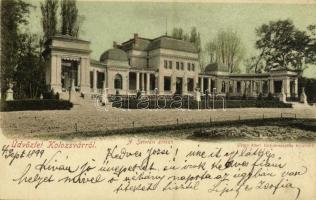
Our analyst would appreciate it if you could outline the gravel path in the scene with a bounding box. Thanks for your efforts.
[1,102,315,138]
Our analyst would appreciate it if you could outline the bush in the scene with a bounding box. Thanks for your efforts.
[110,96,291,109]
[0,99,73,111]
[257,93,263,100]
[266,92,274,100]
[42,89,60,100]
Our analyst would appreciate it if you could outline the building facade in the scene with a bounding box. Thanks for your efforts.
[44,34,299,99]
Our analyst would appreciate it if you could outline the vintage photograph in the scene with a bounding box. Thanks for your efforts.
[1,0,315,140]
[0,0,316,199]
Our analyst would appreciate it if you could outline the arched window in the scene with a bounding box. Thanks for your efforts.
[114,74,123,89]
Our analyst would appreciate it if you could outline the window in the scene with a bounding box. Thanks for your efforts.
[181,62,184,70]
[164,60,168,69]
[192,63,195,71]
[187,78,194,92]
[221,81,226,93]
[274,80,282,93]
[176,62,180,70]
[187,63,191,71]
[168,61,172,69]
[237,81,241,93]
[90,71,93,88]
[164,76,171,91]
[114,74,123,89]
[128,58,131,65]
[229,81,233,93]
[97,72,105,89]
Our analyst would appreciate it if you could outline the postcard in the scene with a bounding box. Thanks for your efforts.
[1,0,316,199]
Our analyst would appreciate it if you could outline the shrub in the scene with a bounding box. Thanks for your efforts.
[55,92,60,100]
[257,93,263,100]
[110,97,291,109]
[42,89,60,100]
[266,92,274,100]
[0,99,73,111]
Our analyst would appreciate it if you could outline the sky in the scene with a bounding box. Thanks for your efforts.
[26,0,316,77]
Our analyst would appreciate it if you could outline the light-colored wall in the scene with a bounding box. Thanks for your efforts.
[46,37,91,94]
[52,39,90,52]
[128,50,147,68]
[107,68,129,95]
[153,49,199,94]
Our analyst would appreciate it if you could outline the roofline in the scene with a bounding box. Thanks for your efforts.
[120,34,192,45]
[51,35,90,43]
[121,36,152,45]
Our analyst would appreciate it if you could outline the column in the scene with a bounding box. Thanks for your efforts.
[154,74,158,90]
[217,79,222,93]
[208,78,211,93]
[125,74,129,94]
[259,81,263,94]
[284,77,290,97]
[93,69,97,93]
[141,73,145,91]
[294,78,298,98]
[159,74,164,95]
[171,74,176,94]
[77,64,80,86]
[80,57,90,93]
[103,71,107,89]
[240,81,246,96]
[200,76,204,94]
[269,79,274,94]
[183,75,188,95]
[50,55,57,87]
[226,81,229,94]
[50,55,62,93]
[146,73,150,94]
[136,72,140,91]
[233,80,237,94]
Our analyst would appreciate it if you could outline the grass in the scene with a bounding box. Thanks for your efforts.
[35,118,316,140]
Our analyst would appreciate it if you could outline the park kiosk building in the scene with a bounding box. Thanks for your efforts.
[44,34,299,99]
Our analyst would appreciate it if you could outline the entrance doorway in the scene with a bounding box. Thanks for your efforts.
[274,80,282,94]
[61,60,79,91]
[176,77,183,95]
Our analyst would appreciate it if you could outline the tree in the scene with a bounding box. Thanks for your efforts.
[172,28,186,40]
[205,30,245,73]
[15,34,46,99]
[306,24,316,64]
[1,0,32,97]
[252,19,315,72]
[60,0,80,37]
[171,27,203,68]
[41,0,59,40]
[189,27,201,55]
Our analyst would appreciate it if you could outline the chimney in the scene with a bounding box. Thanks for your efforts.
[113,41,117,48]
[134,33,139,40]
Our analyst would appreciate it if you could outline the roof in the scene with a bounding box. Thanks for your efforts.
[147,36,198,53]
[117,35,198,53]
[99,48,128,62]
[46,34,90,44]
[204,63,229,73]
[119,38,151,51]
[90,59,105,66]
